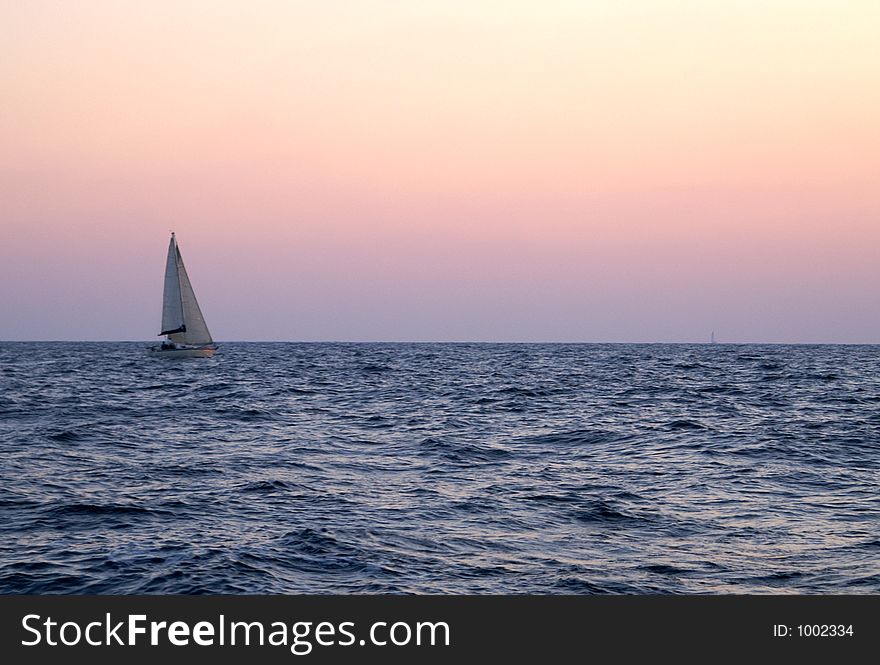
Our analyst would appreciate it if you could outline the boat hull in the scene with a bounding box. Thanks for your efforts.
[148,345,215,358]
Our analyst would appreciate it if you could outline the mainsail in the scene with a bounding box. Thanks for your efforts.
[159,233,212,345]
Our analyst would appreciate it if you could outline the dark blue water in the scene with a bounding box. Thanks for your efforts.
[1,342,878,594]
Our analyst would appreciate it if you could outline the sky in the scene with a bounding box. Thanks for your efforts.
[1,1,878,342]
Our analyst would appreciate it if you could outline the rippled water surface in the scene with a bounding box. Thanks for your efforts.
[1,342,879,593]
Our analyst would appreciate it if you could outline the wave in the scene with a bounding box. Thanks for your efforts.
[417,436,510,463]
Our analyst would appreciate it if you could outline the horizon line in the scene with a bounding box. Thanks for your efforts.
[1,339,878,346]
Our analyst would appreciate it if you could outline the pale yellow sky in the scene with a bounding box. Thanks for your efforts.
[1,1,878,340]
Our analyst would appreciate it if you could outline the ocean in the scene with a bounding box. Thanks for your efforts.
[1,342,878,594]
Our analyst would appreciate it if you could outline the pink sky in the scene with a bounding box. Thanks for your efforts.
[1,1,878,341]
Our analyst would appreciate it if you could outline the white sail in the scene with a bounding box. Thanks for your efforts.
[159,233,213,345]
[175,246,212,344]
[160,235,185,336]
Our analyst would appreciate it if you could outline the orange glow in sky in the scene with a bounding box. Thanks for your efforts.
[1,1,878,341]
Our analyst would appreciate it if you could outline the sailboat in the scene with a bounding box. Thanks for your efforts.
[149,232,217,358]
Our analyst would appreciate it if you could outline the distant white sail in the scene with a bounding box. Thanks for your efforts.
[159,234,213,345]
[160,235,184,336]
